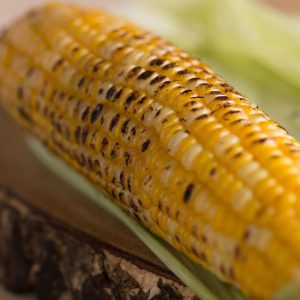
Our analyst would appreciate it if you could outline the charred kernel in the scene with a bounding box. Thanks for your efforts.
[77,77,86,88]
[120,172,125,187]
[121,119,130,134]
[52,58,64,71]
[100,115,105,125]
[101,137,109,152]
[243,229,251,241]
[154,80,172,94]
[183,184,194,203]
[81,126,89,144]
[209,167,217,177]
[90,104,103,123]
[253,138,269,144]
[81,107,90,121]
[162,62,176,70]
[149,58,164,66]
[136,96,147,106]
[215,95,229,101]
[137,70,154,80]
[209,91,220,95]
[75,126,81,142]
[109,113,120,131]
[141,139,151,152]
[118,192,124,201]
[92,63,100,73]
[154,109,161,118]
[16,86,24,100]
[113,88,123,100]
[72,46,79,53]
[98,88,104,95]
[184,101,197,107]
[18,107,32,122]
[124,152,131,166]
[196,114,209,120]
[190,95,204,99]
[223,110,242,117]
[150,75,166,85]
[130,126,137,136]
[127,178,132,192]
[106,86,116,100]
[110,149,116,158]
[177,69,189,76]
[127,66,142,79]
[124,91,139,109]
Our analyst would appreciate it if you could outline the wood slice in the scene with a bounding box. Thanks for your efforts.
[0,109,197,299]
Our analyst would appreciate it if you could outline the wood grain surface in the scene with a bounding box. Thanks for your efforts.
[0,0,298,299]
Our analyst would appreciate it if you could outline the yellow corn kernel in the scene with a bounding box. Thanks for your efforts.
[1,3,300,299]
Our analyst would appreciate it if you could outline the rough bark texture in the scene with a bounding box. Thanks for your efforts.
[0,187,197,300]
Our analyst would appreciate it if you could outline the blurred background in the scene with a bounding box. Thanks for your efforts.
[0,0,299,299]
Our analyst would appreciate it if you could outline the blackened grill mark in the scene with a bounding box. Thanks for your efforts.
[209,168,217,177]
[121,119,130,134]
[52,58,64,71]
[127,66,142,79]
[109,113,120,131]
[253,138,268,145]
[92,63,100,73]
[101,137,109,152]
[162,62,176,70]
[231,119,247,126]
[209,91,220,95]
[81,126,89,144]
[124,152,131,166]
[196,114,209,120]
[110,149,116,158]
[128,178,132,192]
[75,126,81,143]
[124,91,139,109]
[150,75,166,85]
[120,172,125,188]
[180,89,192,95]
[183,184,194,203]
[141,139,151,152]
[137,70,154,80]
[190,96,204,99]
[137,96,147,106]
[106,86,116,100]
[72,46,79,53]
[154,80,172,95]
[113,88,123,100]
[130,126,137,136]
[77,77,86,88]
[18,108,32,123]
[184,101,197,107]
[215,95,229,101]
[177,70,189,76]
[149,58,164,66]
[223,110,242,118]
[155,109,161,118]
[81,107,90,121]
[90,104,103,123]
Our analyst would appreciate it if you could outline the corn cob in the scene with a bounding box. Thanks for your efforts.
[1,3,300,299]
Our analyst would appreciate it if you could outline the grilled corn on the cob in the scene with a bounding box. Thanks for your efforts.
[1,3,300,299]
